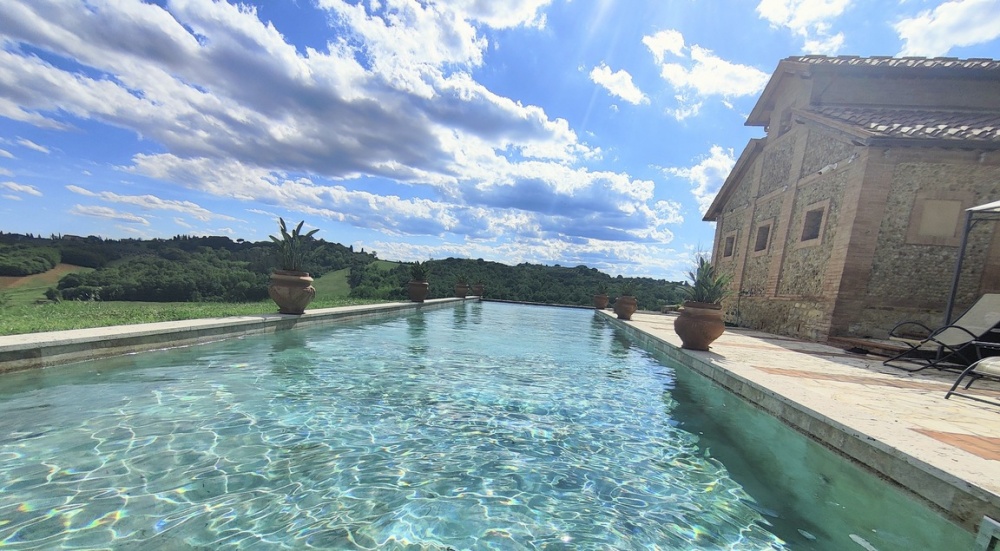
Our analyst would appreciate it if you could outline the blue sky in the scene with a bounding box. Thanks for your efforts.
[1,0,999,279]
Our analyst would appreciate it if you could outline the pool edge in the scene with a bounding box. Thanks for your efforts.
[0,298,468,374]
[598,309,1000,536]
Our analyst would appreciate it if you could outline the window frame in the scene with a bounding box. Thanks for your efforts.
[721,231,737,260]
[752,219,774,256]
[796,199,830,249]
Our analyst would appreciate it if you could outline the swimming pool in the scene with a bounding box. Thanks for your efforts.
[0,302,972,549]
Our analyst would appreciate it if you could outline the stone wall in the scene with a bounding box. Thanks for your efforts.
[758,136,795,197]
[728,297,834,341]
[777,170,849,297]
[854,153,1000,336]
[801,130,855,177]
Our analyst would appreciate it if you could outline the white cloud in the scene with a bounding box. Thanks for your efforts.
[642,30,685,64]
[660,46,769,98]
[895,0,1000,56]
[2,194,21,201]
[589,64,649,105]
[0,167,14,176]
[65,184,231,222]
[643,30,768,120]
[0,181,42,196]
[0,149,13,159]
[15,138,50,153]
[70,205,151,225]
[756,0,849,54]
[663,145,736,214]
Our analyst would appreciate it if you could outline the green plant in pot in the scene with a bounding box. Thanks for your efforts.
[268,218,319,315]
[408,261,429,303]
[673,256,732,350]
[614,279,638,320]
[593,282,609,310]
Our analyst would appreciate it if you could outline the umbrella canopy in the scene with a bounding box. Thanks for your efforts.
[945,199,1000,324]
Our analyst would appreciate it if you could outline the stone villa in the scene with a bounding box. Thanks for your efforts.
[705,56,1000,341]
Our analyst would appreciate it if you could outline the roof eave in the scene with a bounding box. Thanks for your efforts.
[703,139,765,222]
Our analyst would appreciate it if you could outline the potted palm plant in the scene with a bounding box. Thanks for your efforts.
[471,280,485,297]
[614,279,637,320]
[268,218,318,315]
[593,282,609,309]
[673,257,733,350]
[408,261,429,302]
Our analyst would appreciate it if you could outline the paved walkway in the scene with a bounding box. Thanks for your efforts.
[599,310,1000,537]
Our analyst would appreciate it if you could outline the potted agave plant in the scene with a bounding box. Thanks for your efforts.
[673,256,733,350]
[593,282,609,309]
[408,261,429,302]
[614,279,637,320]
[268,218,319,315]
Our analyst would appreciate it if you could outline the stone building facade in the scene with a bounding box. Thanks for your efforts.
[704,56,1000,341]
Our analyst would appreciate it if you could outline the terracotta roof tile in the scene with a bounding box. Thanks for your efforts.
[809,106,1000,142]
[786,55,1000,71]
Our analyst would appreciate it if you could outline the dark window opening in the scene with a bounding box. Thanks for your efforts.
[723,235,735,257]
[801,208,824,241]
[754,225,771,252]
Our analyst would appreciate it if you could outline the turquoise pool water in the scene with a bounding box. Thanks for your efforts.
[0,302,970,549]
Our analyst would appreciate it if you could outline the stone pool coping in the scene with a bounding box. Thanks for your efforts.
[599,309,1000,538]
[0,298,465,374]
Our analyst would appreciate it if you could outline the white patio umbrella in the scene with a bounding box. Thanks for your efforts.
[945,199,1000,324]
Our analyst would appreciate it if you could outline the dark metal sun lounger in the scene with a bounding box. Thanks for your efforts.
[883,293,1000,372]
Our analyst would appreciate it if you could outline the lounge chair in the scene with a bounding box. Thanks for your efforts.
[883,293,1000,372]
[944,342,1000,407]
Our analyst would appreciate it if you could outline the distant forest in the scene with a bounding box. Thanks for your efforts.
[0,231,688,311]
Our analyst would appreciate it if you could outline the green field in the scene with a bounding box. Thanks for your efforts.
[0,265,383,336]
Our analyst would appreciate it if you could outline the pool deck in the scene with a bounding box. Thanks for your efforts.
[598,309,1000,538]
[1,299,998,540]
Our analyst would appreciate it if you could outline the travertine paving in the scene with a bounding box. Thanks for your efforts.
[600,309,1000,536]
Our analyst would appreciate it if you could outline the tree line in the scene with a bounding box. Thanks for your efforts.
[0,232,686,310]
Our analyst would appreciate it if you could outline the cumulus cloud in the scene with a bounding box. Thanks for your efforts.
[70,205,151,225]
[663,145,736,214]
[895,0,1000,56]
[642,30,685,64]
[642,30,768,120]
[0,181,42,196]
[65,184,232,221]
[589,64,648,105]
[756,0,849,54]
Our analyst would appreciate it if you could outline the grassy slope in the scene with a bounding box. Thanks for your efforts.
[0,265,383,336]
[312,267,351,297]
[0,264,94,305]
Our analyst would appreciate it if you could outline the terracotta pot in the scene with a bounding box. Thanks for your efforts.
[614,295,637,320]
[408,281,429,302]
[593,294,609,309]
[268,270,316,315]
[471,284,484,296]
[455,284,469,298]
[674,301,725,351]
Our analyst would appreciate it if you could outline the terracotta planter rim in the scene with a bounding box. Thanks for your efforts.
[682,300,723,310]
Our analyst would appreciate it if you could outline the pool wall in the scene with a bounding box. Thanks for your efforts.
[597,309,998,536]
[0,298,465,374]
